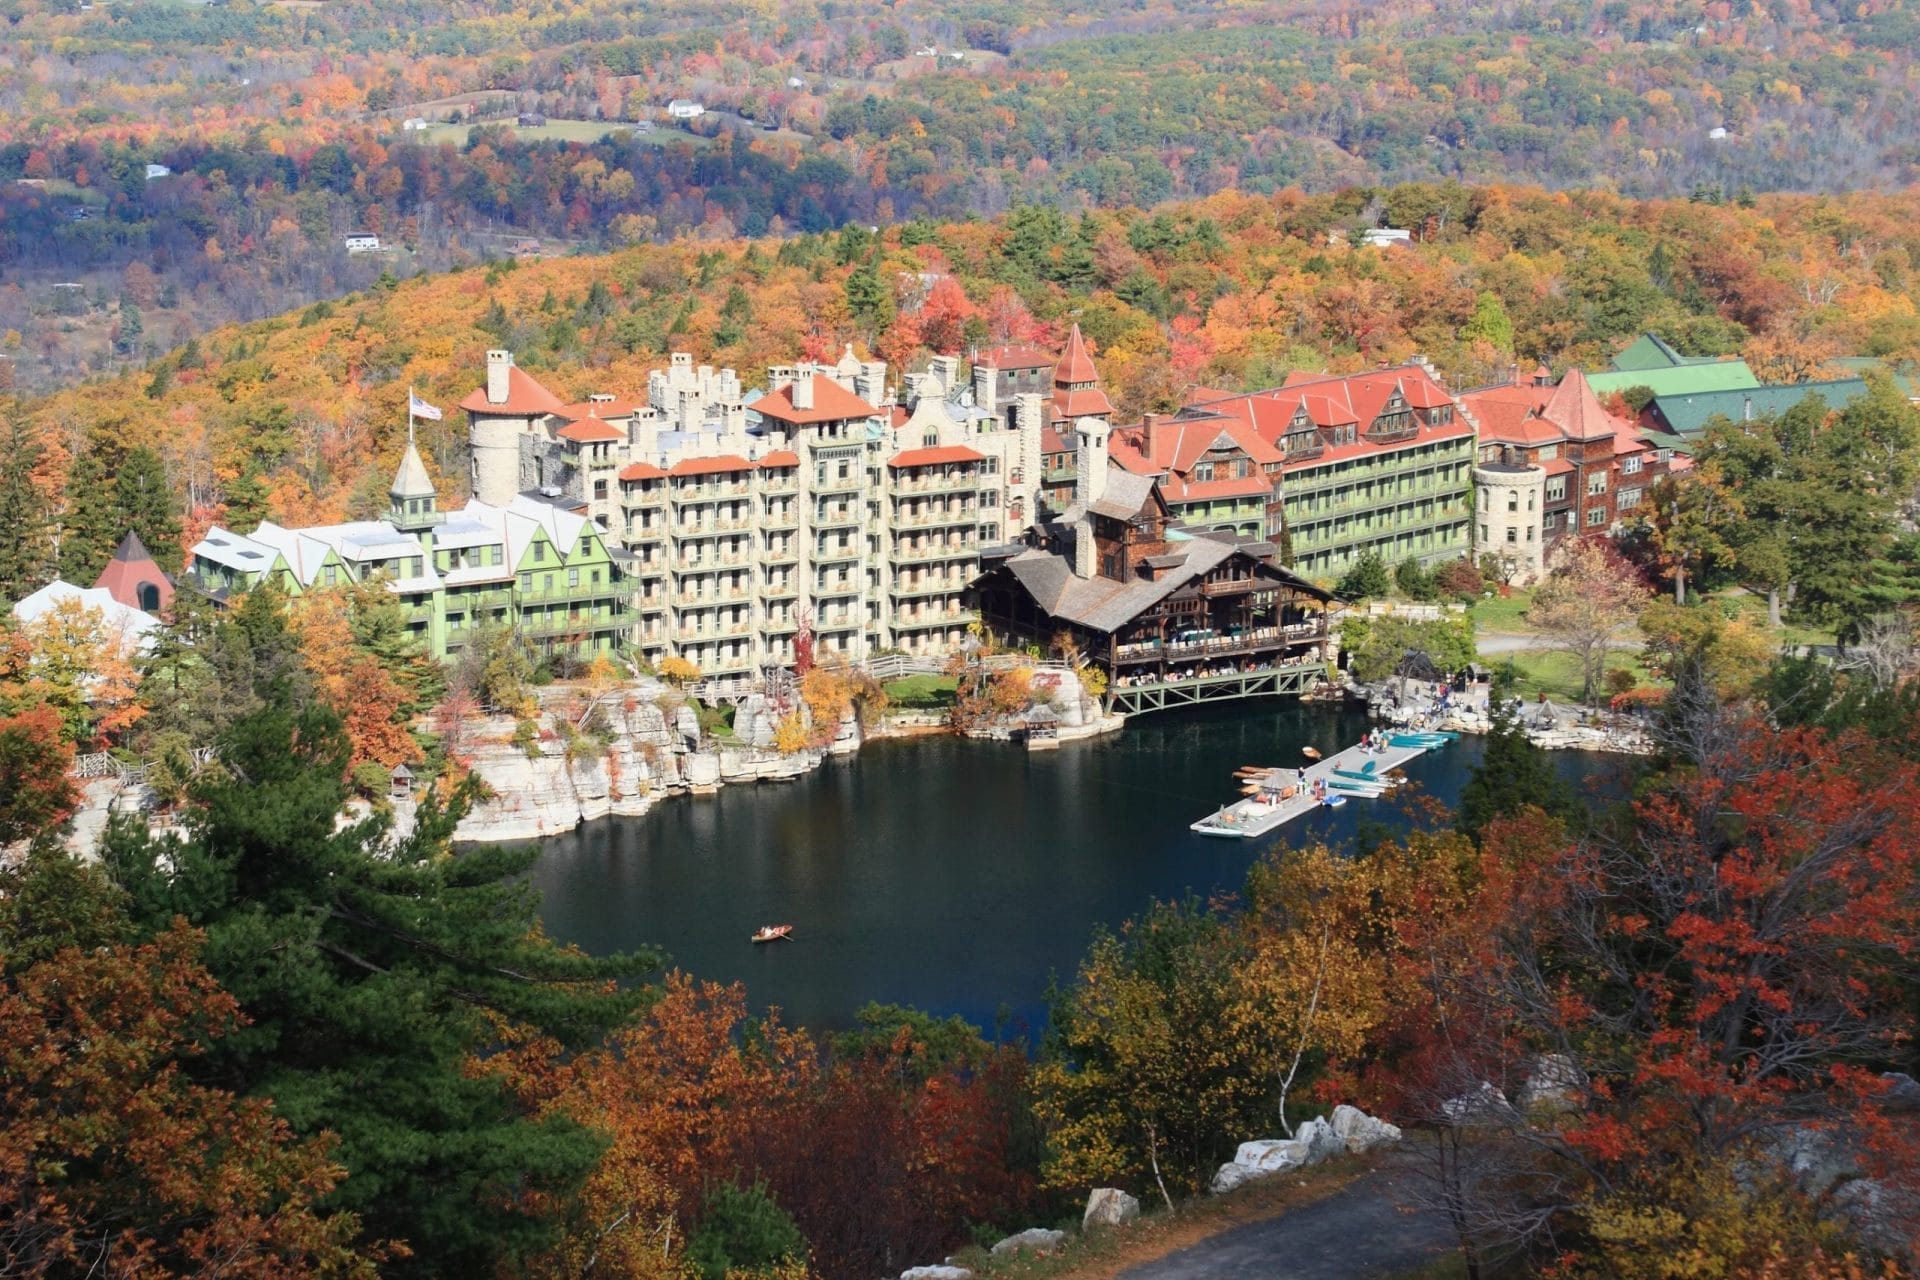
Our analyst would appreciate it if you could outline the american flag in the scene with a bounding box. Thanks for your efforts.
[408,389,443,421]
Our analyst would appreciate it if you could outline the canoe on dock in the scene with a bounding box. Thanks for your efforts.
[1189,730,1439,838]
[1333,767,1397,784]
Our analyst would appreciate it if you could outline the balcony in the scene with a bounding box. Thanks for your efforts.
[675,588,752,605]
[1114,621,1329,666]
[760,578,799,598]
[813,543,861,564]
[892,540,976,564]
[675,516,753,535]
[813,507,862,528]
[672,554,753,573]
[670,483,751,504]
[893,607,973,628]
[674,621,752,641]
[890,576,962,598]
[814,580,861,599]
[762,507,798,528]
[894,506,976,529]
[763,543,798,564]
[890,473,977,494]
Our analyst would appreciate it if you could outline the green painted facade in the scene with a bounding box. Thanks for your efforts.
[1279,435,1478,581]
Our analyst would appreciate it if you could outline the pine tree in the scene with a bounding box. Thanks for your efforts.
[58,451,121,585]
[113,445,182,573]
[845,254,893,334]
[102,621,660,1274]
[0,415,52,603]
[1456,681,1578,842]
[223,468,270,532]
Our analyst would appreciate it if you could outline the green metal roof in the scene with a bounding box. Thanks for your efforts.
[1646,378,1869,437]
[1584,360,1760,400]
[1609,333,1724,372]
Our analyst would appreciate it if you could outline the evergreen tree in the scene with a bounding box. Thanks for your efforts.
[103,607,659,1274]
[0,415,52,602]
[57,451,121,585]
[114,445,182,573]
[1335,549,1391,600]
[223,467,270,532]
[1456,678,1578,842]
[844,254,893,334]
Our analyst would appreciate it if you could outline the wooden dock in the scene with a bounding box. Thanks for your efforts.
[1189,733,1455,839]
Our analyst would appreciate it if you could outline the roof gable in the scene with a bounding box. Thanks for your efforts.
[753,377,878,425]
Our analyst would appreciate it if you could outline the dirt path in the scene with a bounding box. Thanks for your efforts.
[1114,1158,1452,1280]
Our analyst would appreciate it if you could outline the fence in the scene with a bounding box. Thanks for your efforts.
[70,746,218,784]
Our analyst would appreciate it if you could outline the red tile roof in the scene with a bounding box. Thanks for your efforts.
[1160,473,1275,503]
[975,343,1056,370]
[619,462,667,481]
[93,531,173,612]
[757,450,799,468]
[1459,384,1564,447]
[556,399,639,421]
[668,455,754,477]
[556,419,626,444]
[1110,415,1282,478]
[1543,457,1577,476]
[1541,368,1617,442]
[888,445,985,469]
[1055,323,1099,386]
[458,365,565,416]
[1190,366,1474,475]
[753,377,879,425]
[1040,426,1072,456]
[1052,386,1114,419]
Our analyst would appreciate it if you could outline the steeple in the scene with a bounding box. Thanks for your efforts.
[1055,323,1099,389]
[389,423,444,534]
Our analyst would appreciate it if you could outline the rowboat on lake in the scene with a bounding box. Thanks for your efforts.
[750,924,794,943]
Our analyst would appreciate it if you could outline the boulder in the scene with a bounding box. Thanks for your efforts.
[1234,1137,1307,1171]
[1331,1104,1403,1153]
[1518,1054,1585,1111]
[1083,1187,1140,1229]
[1440,1081,1512,1125]
[899,1268,972,1280]
[989,1228,1066,1257]
[1293,1116,1345,1165]
[1211,1161,1272,1195]
[1881,1071,1920,1111]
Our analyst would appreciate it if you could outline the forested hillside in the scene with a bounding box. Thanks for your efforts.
[5,0,1920,389]
[7,182,1919,580]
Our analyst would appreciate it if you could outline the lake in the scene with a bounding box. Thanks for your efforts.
[532,703,1617,1034]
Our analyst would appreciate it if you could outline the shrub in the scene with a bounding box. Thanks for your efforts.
[1435,556,1485,600]
[1394,557,1437,601]
[1335,550,1390,600]
[685,1182,807,1280]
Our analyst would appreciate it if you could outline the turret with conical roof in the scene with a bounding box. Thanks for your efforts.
[389,424,445,535]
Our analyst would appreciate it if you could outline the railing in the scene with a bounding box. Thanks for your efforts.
[1106,661,1329,717]
[1114,622,1328,664]
[893,541,976,564]
[1199,578,1259,596]
[72,745,218,783]
[894,508,977,528]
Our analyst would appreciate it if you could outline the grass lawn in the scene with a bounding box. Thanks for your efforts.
[1494,647,1663,703]
[883,674,958,709]
[1707,588,1838,649]
[1466,588,1537,634]
[692,701,737,743]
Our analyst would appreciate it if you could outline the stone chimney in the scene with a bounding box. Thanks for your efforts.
[973,359,998,415]
[793,369,815,412]
[929,354,959,400]
[856,360,886,407]
[1075,417,1110,512]
[486,349,512,405]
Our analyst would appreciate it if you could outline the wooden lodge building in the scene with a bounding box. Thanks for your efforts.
[971,421,1333,715]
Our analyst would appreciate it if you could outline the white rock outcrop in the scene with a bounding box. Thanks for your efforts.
[1210,1106,1403,1195]
[1083,1187,1140,1228]
[1331,1103,1403,1153]
[990,1227,1066,1257]
[899,1267,972,1280]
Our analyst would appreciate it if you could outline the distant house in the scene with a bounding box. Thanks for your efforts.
[914,46,938,57]
[787,76,806,89]
[94,531,174,615]
[344,233,381,254]
[666,99,704,119]
[517,112,547,127]
[401,117,428,132]
[1360,228,1412,248]
[144,163,171,180]
[632,119,655,133]
[65,206,95,222]
[1708,125,1729,140]
[510,238,543,258]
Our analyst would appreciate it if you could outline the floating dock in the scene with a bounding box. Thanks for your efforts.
[1190,732,1456,839]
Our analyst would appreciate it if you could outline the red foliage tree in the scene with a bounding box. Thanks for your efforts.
[0,705,77,844]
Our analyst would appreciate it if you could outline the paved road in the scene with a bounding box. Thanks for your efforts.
[1475,630,1555,655]
[1116,1161,1454,1280]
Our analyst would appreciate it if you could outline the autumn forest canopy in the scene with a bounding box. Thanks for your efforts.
[5,0,1920,388]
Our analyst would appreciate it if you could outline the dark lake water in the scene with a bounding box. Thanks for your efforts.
[532,703,1619,1034]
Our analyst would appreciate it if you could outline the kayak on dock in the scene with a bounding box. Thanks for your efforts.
[1333,767,1398,784]
[1389,731,1457,748]
[1321,795,1347,808]
[1329,780,1389,795]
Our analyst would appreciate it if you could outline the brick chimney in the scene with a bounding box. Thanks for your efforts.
[1142,413,1162,462]
[485,349,512,405]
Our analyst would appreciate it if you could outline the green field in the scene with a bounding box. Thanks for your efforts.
[417,119,707,147]
[1495,648,1662,704]
[883,674,958,710]
[1466,588,1537,634]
